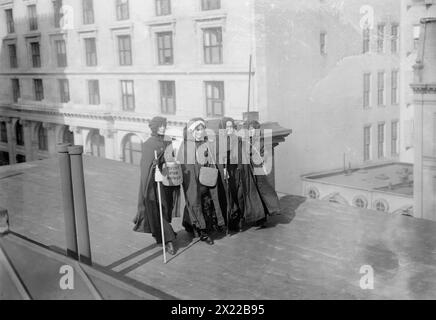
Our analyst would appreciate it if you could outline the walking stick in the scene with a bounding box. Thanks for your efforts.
[155,151,167,264]
[224,163,230,236]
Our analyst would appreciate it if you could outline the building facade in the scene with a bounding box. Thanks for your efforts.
[0,0,256,166]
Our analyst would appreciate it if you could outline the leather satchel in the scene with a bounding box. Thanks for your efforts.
[199,144,218,187]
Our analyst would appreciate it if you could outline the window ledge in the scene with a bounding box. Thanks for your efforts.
[192,11,227,22]
[145,17,176,27]
[76,25,98,34]
[109,21,134,32]
[2,34,17,41]
[24,31,41,38]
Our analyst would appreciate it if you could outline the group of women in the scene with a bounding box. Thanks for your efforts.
[133,116,281,255]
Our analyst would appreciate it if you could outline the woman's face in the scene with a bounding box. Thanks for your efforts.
[225,121,234,135]
[193,124,205,141]
[157,125,166,136]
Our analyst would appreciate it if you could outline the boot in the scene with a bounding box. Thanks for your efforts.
[200,232,214,245]
[166,241,176,255]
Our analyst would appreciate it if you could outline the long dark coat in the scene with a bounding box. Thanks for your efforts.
[177,137,227,233]
[133,135,179,244]
[224,135,281,224]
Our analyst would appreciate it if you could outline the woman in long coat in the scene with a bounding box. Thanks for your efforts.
[240,120,281,227]
[177,118,228,245]
[133,116,179,255]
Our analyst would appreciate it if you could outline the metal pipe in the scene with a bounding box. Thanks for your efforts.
[56,143,78,260]
[68,146,92,265]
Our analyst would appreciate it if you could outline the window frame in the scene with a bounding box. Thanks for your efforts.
[203,27,223,65]
[38,124,48,151]
[0,122,8,143]
[391,70,399,105]
[363,73,371,108]
[33,79,44,101]
[377,122,385,159]
[362,27,370,54]
[28,5,38,31]
[8,44,18,68]
[123,134,142,165]
[116,0,130,21]
[156,32,174,65]
[5,9,14,34]
[376,23,385,53]
[156,0,171,16]
[58,79,70,103]
[320,32,327,55]
[377,71,385,106]
[391,120,399,156]
[88,80,100,105]
[84,38,98,66]
[201,0,221,11]
[55,39,68,67]
[364,125,371,162]
[53,0,63,29]
[391,24,399,54]
[160,80,176,115]
[205,81,225,117]
[118,35,133,66]
[31,42,41,68]
[83,0,95,25]
[12,79,20,103]
[15,122,24,146]
[121,80,135,111]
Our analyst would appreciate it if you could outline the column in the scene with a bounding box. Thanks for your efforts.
[43,123,57,157]
[2,117,16,165]
[22,120,33,162]
[100,129,117,160]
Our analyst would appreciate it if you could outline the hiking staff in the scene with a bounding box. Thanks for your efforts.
[154,150,167,264]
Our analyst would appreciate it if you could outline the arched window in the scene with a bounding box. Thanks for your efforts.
[89,131,105,158]
[373,199,389,213]
[15,122,24,146]
[0,122,7,143]
[123,134,142,165]
[353,195,368,209]
[38,124,48,151]
[62,126,74,145]
[306,186,320,200]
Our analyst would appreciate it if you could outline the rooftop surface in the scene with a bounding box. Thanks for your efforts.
[0,157,435,299]
[303,163,414,196]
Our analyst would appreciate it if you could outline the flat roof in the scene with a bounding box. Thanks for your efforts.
[0,158,435,299]
[303,163,413,196]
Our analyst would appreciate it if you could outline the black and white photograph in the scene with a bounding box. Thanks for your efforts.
[0,0,435,305]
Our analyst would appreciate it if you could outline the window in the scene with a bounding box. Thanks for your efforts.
[121,80,135,111]
[5,9,14,33]
[83,0,95,24]
[362,27,370,53]
[378,123,385,159]
[156,0,171,16]
[377,24,385,53]
[116,0,129,21]
[16,154,26,163]
[363,73,371,108]
[307,187,320,200]
[88,80,100,105]
[8,44,17,68]
[15,122,24,146]
[203,27,223,64]
[118,35,132,66]
[364,126,371,161]
[374,199,389,212]
[320,32,327,55]
[34,79,44,101]
[58,79,70,103]
[160,81,176,114]
[201,0,221,11]
[0,151,10,166]
[377,71,385,106]
[391,70,398,105]
[123,134,142,165]
[31,42,41,68]
[391,121,399,156]
[53,0,63,28]
[353,196,368,209]
[391,24,399,54]
[0,122,7,143]
[84,38,98,66]
[156,32,173,65]
[205,81,224,117]
[89,131,105,157]
[413,25,421,50]
[28,5,38,31]
[38,125,48,151]
[55,40,67,67]
[12,79,20,103]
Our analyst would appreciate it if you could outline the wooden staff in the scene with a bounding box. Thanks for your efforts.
[155,150,167,264]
